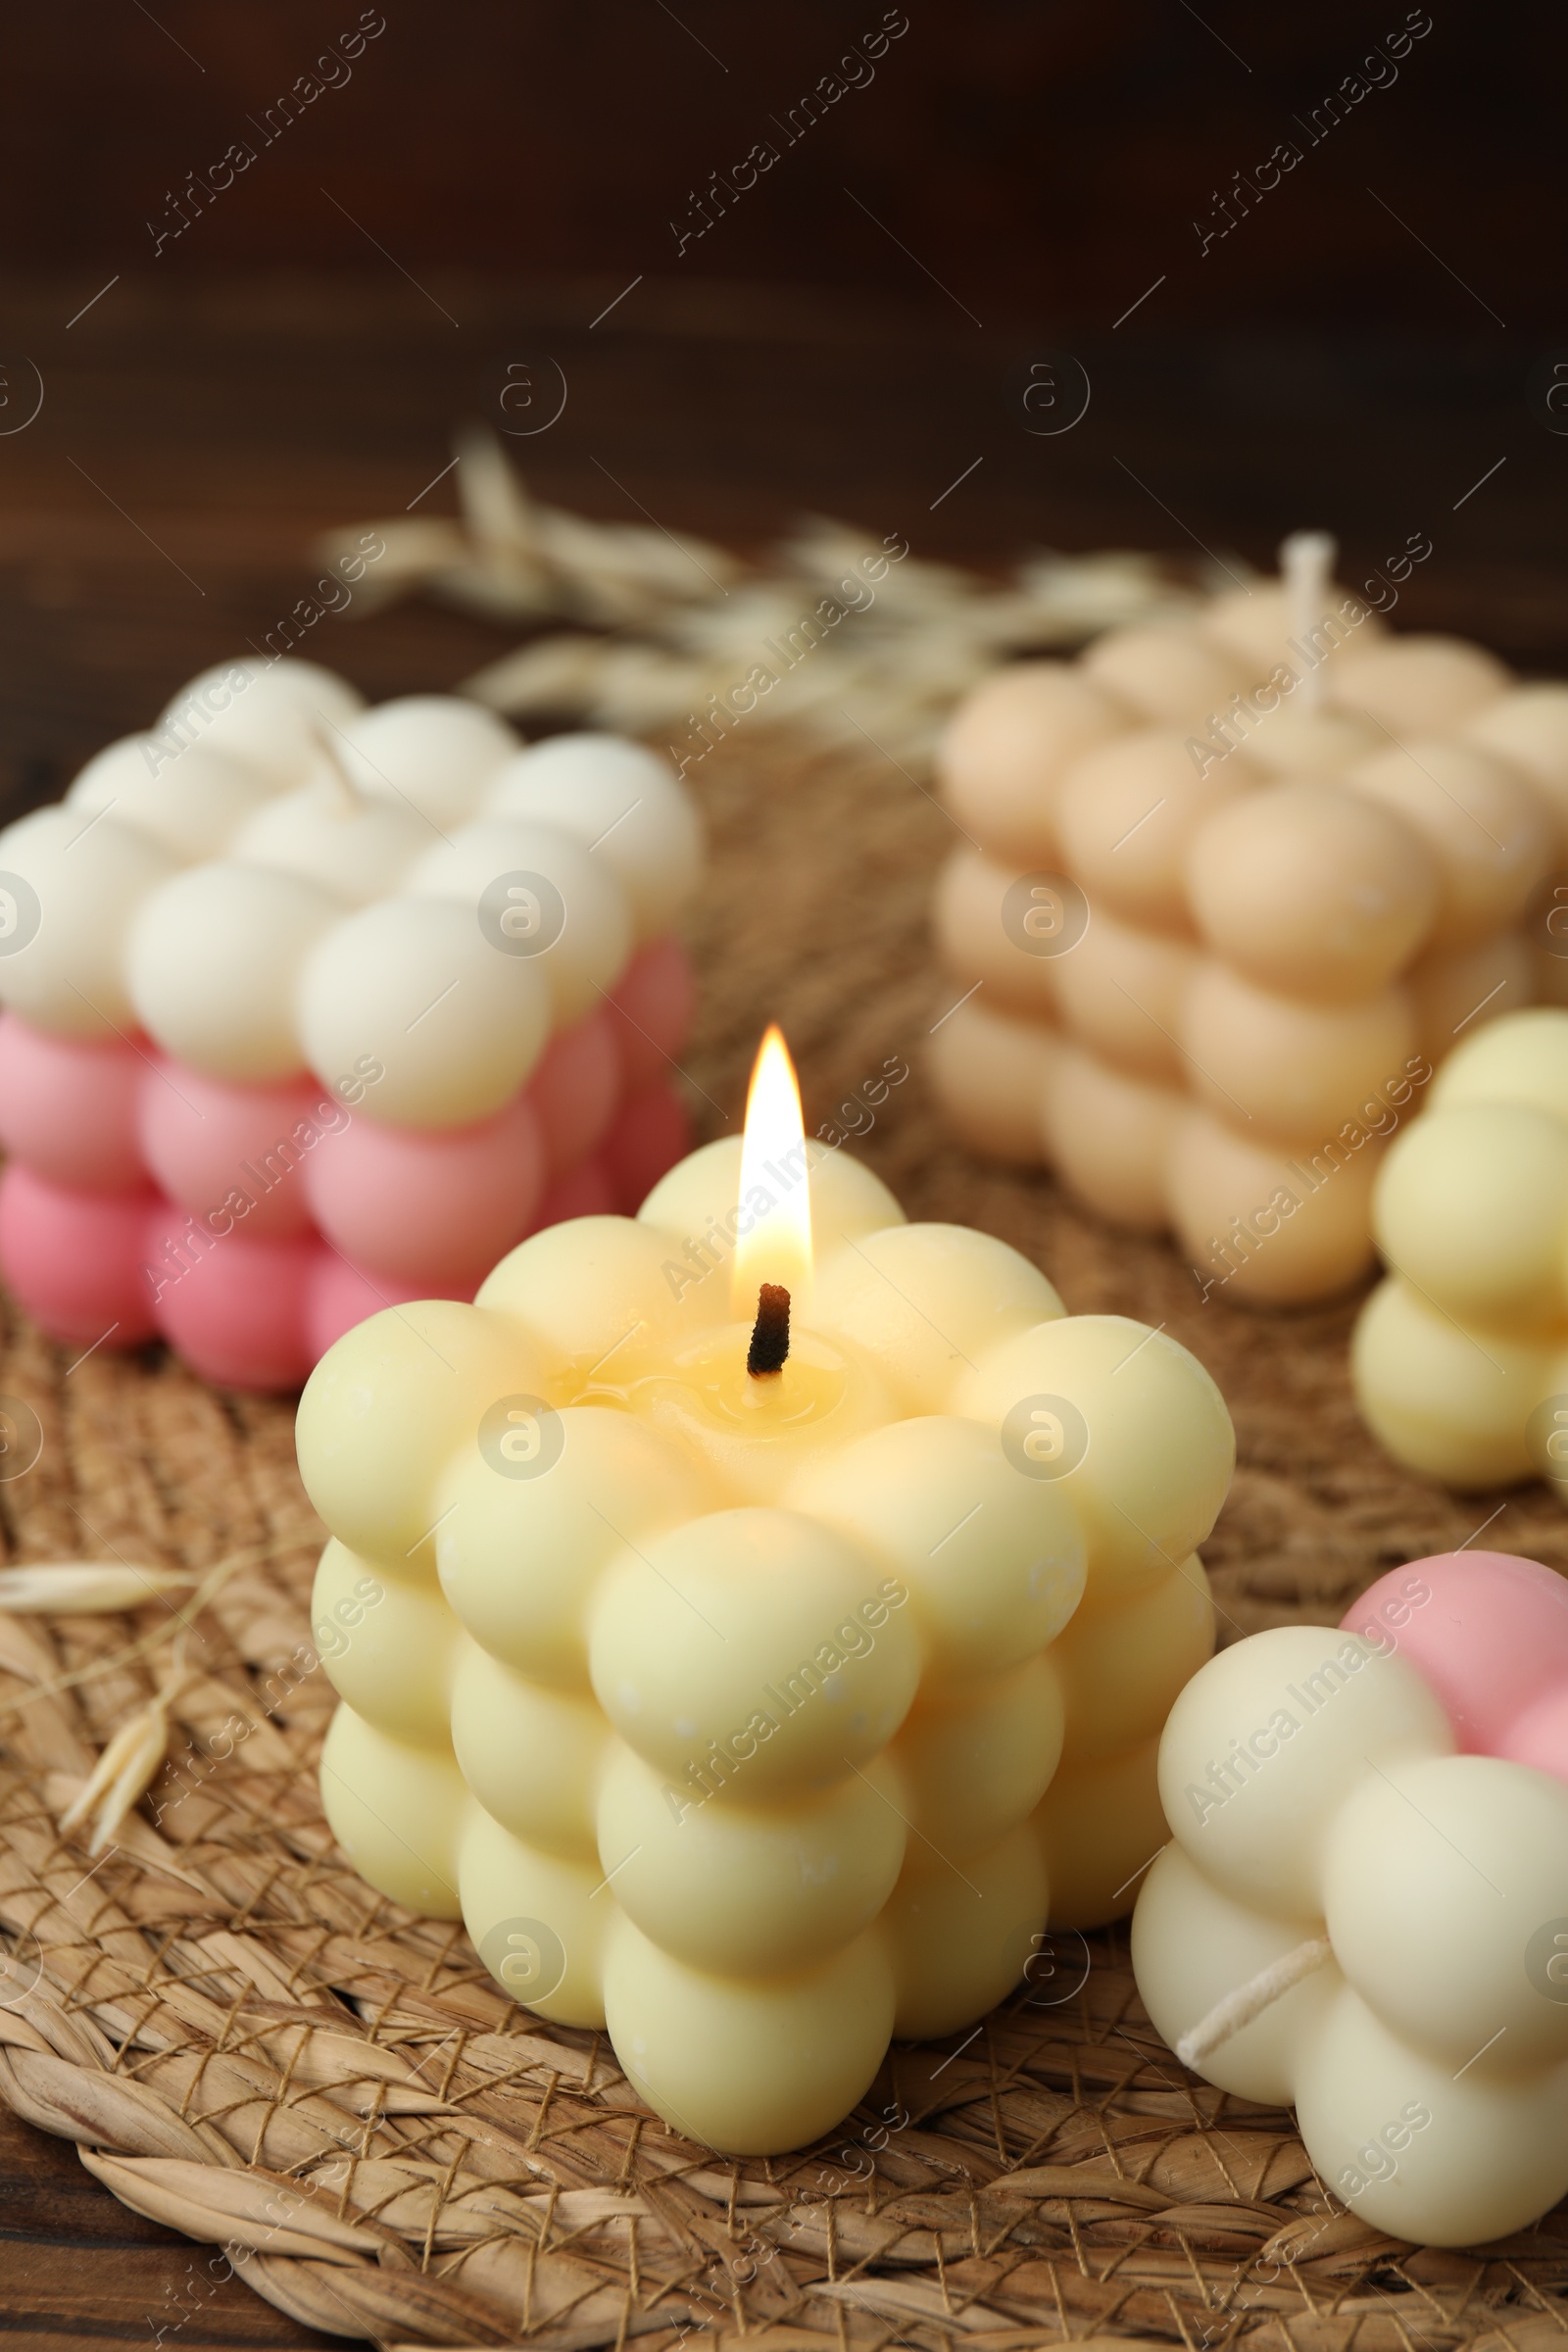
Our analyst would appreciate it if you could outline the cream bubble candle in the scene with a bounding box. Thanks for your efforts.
[931,533,1557,1305]
[1354,1005,1568,1492]
[0,657,702,1390]
[1133,1548,1568,2247]
[297,1028,1233,2154]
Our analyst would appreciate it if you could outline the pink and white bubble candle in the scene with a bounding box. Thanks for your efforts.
[1134,1549,1568,2245]
[0,658,703,1390]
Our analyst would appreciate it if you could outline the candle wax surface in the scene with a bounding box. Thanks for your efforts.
[298,1134,1234,2154]
[1133,1548,1568,2246]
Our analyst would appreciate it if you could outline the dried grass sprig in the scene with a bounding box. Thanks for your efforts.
[318,433,1198,770]
[0,1539,304,1729]
[0,1563,197,1615]
[57,1639,199,1853]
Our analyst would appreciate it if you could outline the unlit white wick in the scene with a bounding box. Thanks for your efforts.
[1281,529,1338,712]
[1174,1935,1333,2070]
[308,723,368,816]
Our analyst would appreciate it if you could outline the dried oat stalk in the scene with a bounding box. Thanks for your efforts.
[317,430,1197,768]
[0,1563,196,1615]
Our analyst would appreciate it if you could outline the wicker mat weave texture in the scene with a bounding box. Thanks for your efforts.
[2,735,1567,2352]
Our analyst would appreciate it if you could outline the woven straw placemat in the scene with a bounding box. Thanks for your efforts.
[2,734,1565,2352]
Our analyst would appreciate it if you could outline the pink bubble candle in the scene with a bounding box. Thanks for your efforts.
[0,659,703,1390]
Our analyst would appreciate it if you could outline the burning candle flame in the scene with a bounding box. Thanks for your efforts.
[731,1025,813,1314]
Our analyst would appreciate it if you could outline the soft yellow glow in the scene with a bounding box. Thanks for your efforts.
[731,1025,813,1313]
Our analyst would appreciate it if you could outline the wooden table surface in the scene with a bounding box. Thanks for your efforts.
[1,271,1566,2349]
[0,2101,341,2351]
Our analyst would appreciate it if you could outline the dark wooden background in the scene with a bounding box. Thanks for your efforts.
[4,0,1565,327]
[0,6,1564,2343]
[4,273,1567,818]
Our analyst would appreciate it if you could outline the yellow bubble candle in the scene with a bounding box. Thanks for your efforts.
[1354,1005,1568,1492]
[297,1030,1233,2153]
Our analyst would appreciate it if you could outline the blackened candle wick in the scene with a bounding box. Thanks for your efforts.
[747,1283,791,1377]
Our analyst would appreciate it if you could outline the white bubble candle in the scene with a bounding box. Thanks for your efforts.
[931,534,1562,1304]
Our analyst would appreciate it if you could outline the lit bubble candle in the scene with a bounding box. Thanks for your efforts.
[297,1029,1234,2153]
[931,533,1556,1305]
[1134,1549,1568,2247]
[0,662,702,1390]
